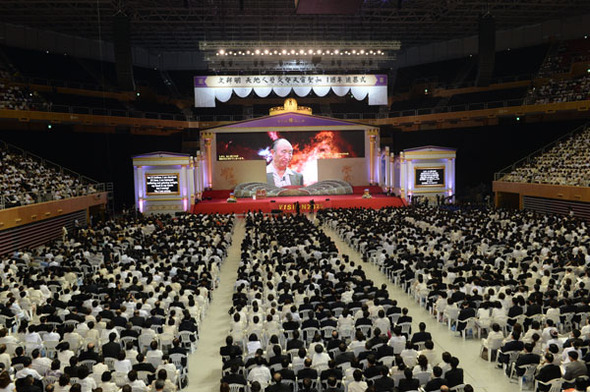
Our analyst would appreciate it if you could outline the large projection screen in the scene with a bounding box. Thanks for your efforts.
[215,130,365,187]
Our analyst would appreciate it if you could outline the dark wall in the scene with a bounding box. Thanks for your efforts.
[388,120,586,199]
[0,128,183,210]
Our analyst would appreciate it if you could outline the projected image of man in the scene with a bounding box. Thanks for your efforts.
[266,138,303,187]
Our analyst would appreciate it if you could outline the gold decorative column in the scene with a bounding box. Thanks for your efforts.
[368,129,379,185]
[202,132,213,188]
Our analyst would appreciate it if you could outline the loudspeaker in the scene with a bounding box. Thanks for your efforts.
[271,209,282,214]
[476,13,495,87]
[113,14,136,91]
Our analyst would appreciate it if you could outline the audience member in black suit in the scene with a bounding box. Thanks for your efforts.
[363,354,382,380]
[169,338,188,367]
[444,357,464,389]
[266,373,291,392]
[410,322,432,345]
[497,330,524,367]
[244,349,267,369]
[325,330,342,352]
[334,343,355,366]
[320,360,342,381]
[373,366,395,392]
[282,313,300,332]
[367,328,388,349]
[133,353,157,383]
[323,376,342,392]
[78,343,101,363]
[397,308,412,335]
[221,363,247,385]
[220,336,242,360]
[63,356,80,378]
[456,301,476,333]
[398,368,420,392]
[269,345,290,367]
[10,346,30,367]
[297,358,318,381]
[507,297,524,326]
[302,313,320,331]
[286,330,305,351]
[298,377,319,392]
[534,353,562,392]
[129,310,145,327]
[424,366,448,392]
[512,343,541,376]
[102,332,122,359]
[112,309,128,328]
[279,358,295,381]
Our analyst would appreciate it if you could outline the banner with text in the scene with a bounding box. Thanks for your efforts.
[194,74,387,107]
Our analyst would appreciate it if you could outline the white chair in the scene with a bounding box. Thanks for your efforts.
[449,383,466,392]
[178,330,196,352]
[228,384,245,392]
[43,340,59,359]
[534,378,562,392]
[79,359,97,372]
[414,371,432,386]
[43,375,59,389]
[398,322,412,336]
[302,327,319,344]
[170,353,187,370]
[104,357,116,371]
[516,364,538,391]
[480,336,503,363]
[459,317,477,340]
[380,355,395,368]
[137,370,153,384]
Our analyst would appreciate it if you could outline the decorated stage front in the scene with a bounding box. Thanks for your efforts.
[191,193,406,214]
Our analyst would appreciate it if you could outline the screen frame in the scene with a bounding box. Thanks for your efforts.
[145,173,181,195]
[414,167,445,188]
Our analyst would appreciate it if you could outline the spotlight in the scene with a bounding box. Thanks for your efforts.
[219,49,225,55]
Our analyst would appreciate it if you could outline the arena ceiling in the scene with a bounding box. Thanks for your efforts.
[1,0,590,52]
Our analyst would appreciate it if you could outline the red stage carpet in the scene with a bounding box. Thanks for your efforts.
[192,194,407,214]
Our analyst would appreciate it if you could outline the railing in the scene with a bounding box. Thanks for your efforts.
[0,183,106,210]
[13,75,115,93]
[493,122,589,181]
[48,104,188,122]
[387,98,524,118]
[0,141,105,210]
[27,97,528,122]
[407,73,534,91]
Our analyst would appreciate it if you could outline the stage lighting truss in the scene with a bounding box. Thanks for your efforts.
[201,41,399,71]
[200,40,400,61]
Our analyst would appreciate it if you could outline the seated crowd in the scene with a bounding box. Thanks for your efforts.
[319,205,589,391]
[0,70,36,111]
[0,212,235,392]
[501,125,590,186]
[528,75,590,105]
[0,142,98,209]
[219,212,471,392]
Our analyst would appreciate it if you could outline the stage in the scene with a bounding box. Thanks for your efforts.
[191,187,406,214]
